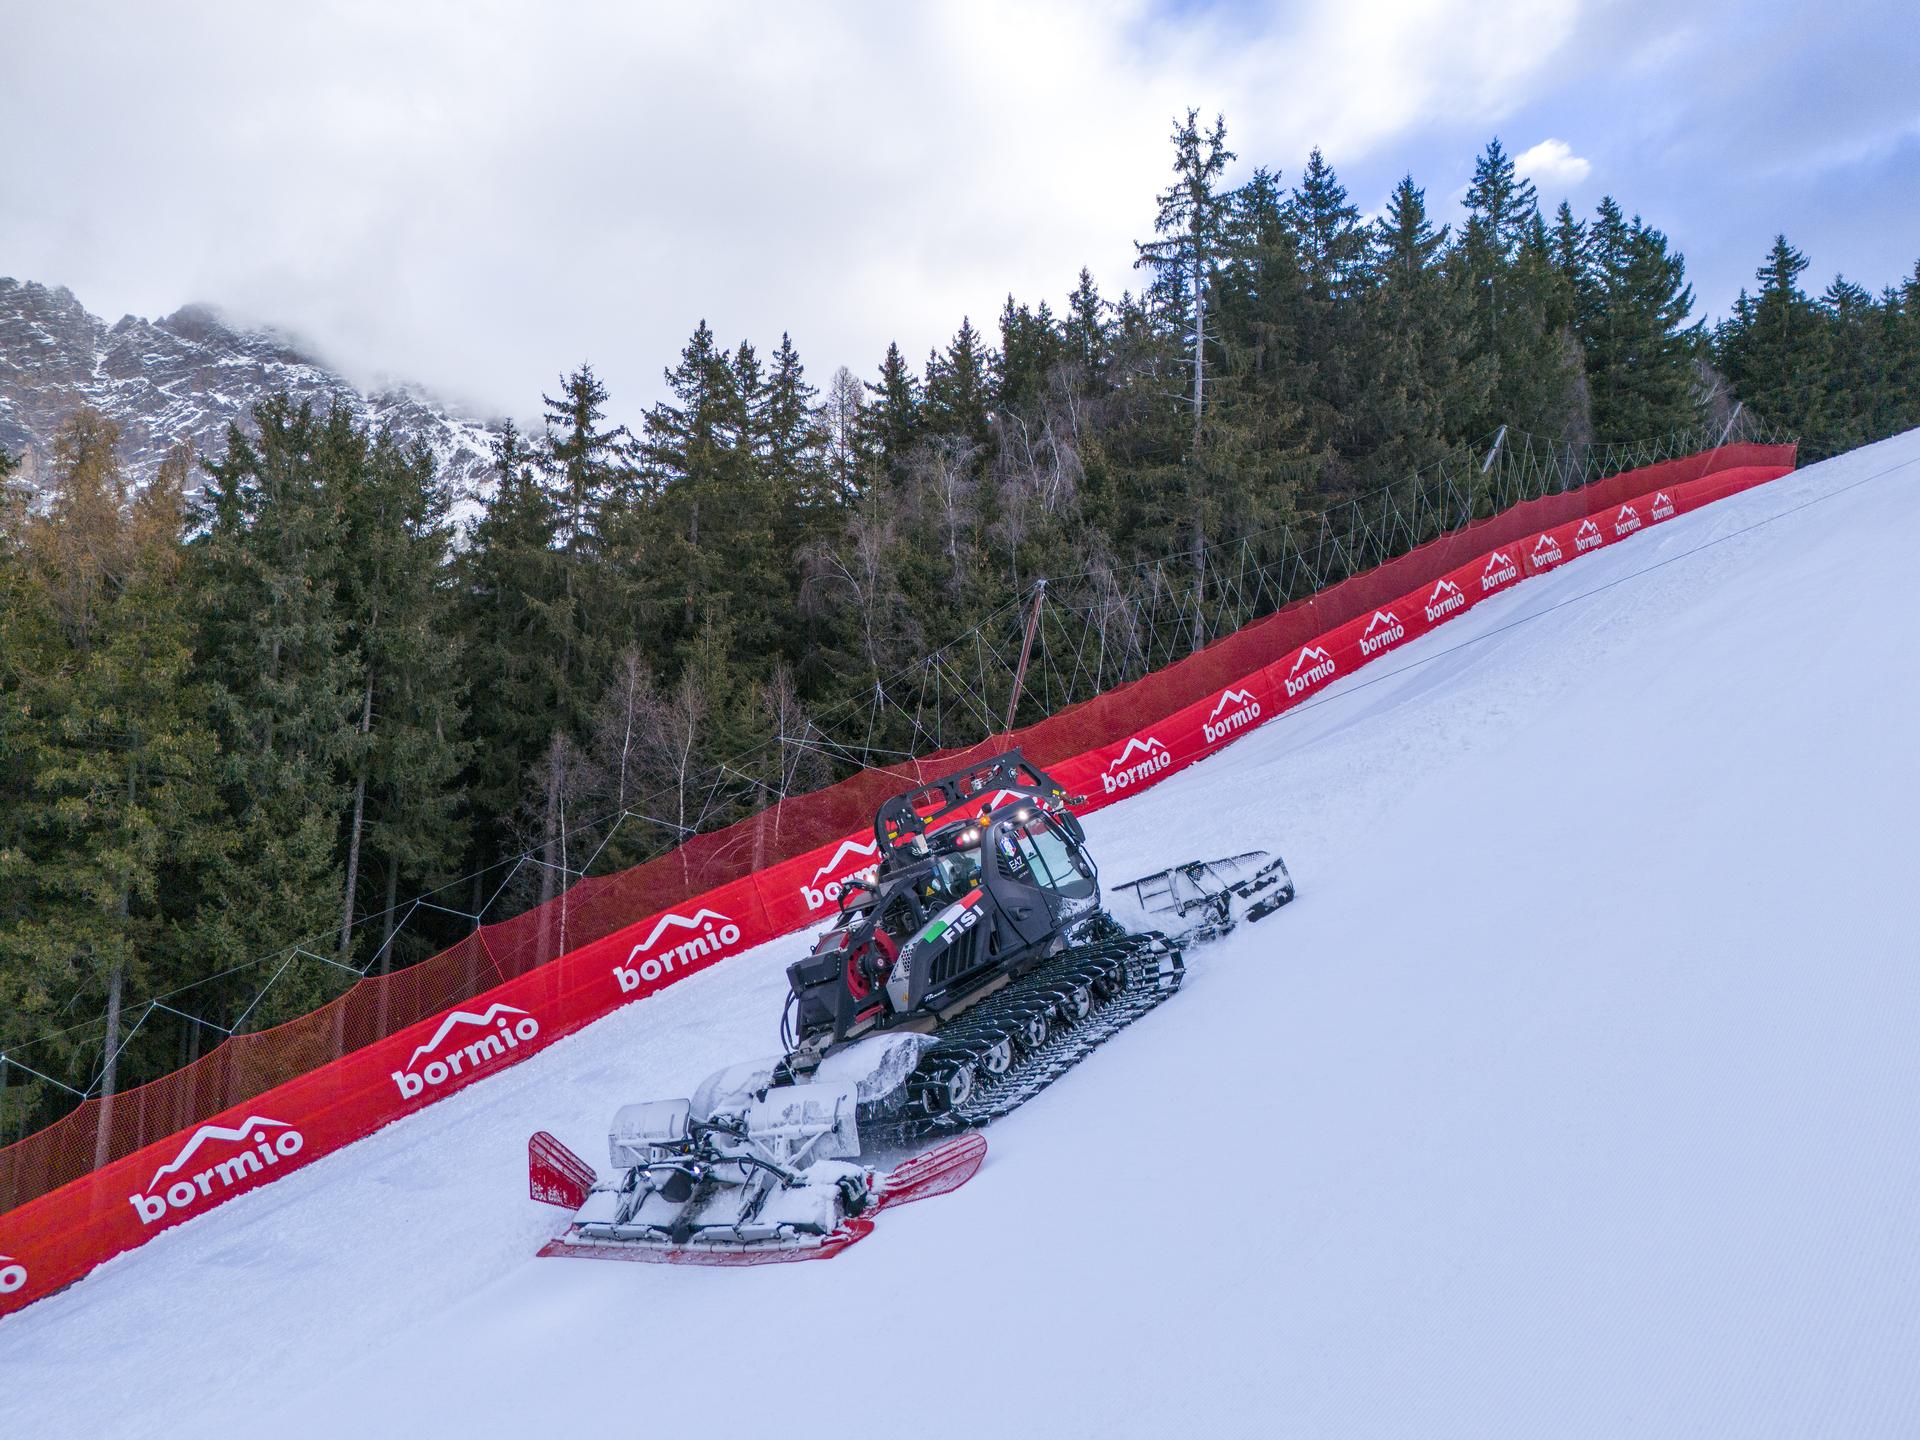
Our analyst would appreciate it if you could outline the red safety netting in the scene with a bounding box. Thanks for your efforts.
[0,443,1793,1214]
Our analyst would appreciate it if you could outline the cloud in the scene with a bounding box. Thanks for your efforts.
[1514,138,1592,187]
[0,0,1910,421]
[0,0,1585,421]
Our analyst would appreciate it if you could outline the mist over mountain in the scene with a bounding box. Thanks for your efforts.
[0,277,499,495]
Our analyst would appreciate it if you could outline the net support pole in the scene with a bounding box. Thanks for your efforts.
[1003,578,1048,734]
[1480,424,1508,474]
[1705,401,1743,471]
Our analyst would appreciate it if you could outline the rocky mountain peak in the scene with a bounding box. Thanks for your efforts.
[0,276,499,497]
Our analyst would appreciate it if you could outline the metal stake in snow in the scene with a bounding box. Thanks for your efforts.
[1004,578,1048,733]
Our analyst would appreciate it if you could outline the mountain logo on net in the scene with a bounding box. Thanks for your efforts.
[801,836,881,911]
[1284,645,1336,698]
[1424,579,1466,621]
[1574,518,1603,552]
[1614,503,1642,536]
[0,1256,24,1295]
[129,1116,305,1225]
[1203,687,1262,743]
[1102,736,1171,793]
[1358,610,1406,656]
[614,908,744,992]
[391,1003,540,1099]
[1651,491,1676,520]
[1480,550,1519,591]
[1531,532,1564,568]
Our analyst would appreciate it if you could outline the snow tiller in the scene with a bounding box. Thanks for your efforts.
[1114,850,1296,947]
[529,748,1293,1265]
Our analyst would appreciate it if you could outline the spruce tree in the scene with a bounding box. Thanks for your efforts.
[1457,138,1586,440]
[1358,175,1489,483]
[1063,268,1110,378]
[329,427,468,965]
[1580,199,1699,440]
[924,318,993,446]
[1,419,223,1115]
[457,421,575,884]
[1135,109,1235,458]
[1716,235,1829,447]
[191,395,354,1022]
[861,342,922,482]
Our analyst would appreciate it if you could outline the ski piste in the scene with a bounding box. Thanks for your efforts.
[9,433,1917,1440]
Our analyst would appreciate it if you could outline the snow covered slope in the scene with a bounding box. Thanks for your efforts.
[6,432,1919,1439]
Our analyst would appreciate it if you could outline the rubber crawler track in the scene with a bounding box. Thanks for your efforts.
[862,915,1184,1146]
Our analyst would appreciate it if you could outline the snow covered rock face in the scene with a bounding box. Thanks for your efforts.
[0,277,498,496]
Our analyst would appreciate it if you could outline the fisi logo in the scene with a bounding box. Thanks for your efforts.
[129,1116,305,1225]
[613,908,744,992]
[391,1003,540,1099]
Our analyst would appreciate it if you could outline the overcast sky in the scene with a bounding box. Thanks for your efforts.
[2,0,1914,423]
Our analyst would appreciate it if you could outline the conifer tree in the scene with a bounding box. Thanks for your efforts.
[1457,138,1585,439]
[1716,235,1829,446]
[861,342,921,483]
[1579,199,1699,440]
[1063,268,1110,378]
[2,419,223,1113]
[995,296,1064,415]
[456,421,573,881]
[641,323,782,663]
[1136,109,1235,457]
[191,395,353,1020]
[924,317,993,447]
[1285,149,1371,475]
[329,427,468,964]
[820,365,869,504]
[1358,175,1488,482]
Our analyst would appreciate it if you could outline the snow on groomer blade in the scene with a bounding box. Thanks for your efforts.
[528,1091,987,1267]
[524,748,1285,1265]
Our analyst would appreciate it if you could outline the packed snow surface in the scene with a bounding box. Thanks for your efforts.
[6,432,1920,1438]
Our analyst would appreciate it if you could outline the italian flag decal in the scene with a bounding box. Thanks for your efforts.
[918,888,983,945]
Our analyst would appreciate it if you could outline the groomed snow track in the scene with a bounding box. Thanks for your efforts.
[5,432,1920,1439]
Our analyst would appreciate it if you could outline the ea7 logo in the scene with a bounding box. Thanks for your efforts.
[801,835,881,911]
[1574,518,1603,552]
[1480,550,1519,591]
[130,1116,305,1225]
[1530,532,1564,568]
[1203,687,1261,744]
[613,908,744,992]
[0,1255,24,1295]
[1284,645,1336,698]
[1651,491,1675,520]
[1424,579,1466,622]
[391,1003,540,1099]
[1102,736,1171,794]
[1614,504,1642,537]
[1358,610,1406,657]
